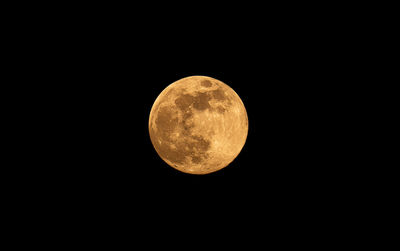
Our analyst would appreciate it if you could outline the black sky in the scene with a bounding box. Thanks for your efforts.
[20,5,361,241]
[50,27,345,207]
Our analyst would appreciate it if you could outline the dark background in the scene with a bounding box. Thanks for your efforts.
[46,24,345,220]
[56,22,342,195]
[13,3,367,244]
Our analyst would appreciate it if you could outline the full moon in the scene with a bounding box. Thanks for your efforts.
[149,76,248,175]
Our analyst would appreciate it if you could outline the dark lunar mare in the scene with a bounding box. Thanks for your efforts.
[200,79,213,87]
[151,90,217,165]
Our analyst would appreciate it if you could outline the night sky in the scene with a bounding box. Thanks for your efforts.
[23,6,356,242]
[60,38,341,208]
[41,25,343,209]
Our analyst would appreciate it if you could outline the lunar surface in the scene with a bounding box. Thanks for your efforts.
[149,76,248,174]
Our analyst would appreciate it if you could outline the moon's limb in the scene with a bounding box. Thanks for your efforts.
[149,76,248,174]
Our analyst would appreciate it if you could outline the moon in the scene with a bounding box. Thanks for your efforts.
[148,76,248,175]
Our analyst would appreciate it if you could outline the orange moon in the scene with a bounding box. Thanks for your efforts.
[148,76,248,174]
